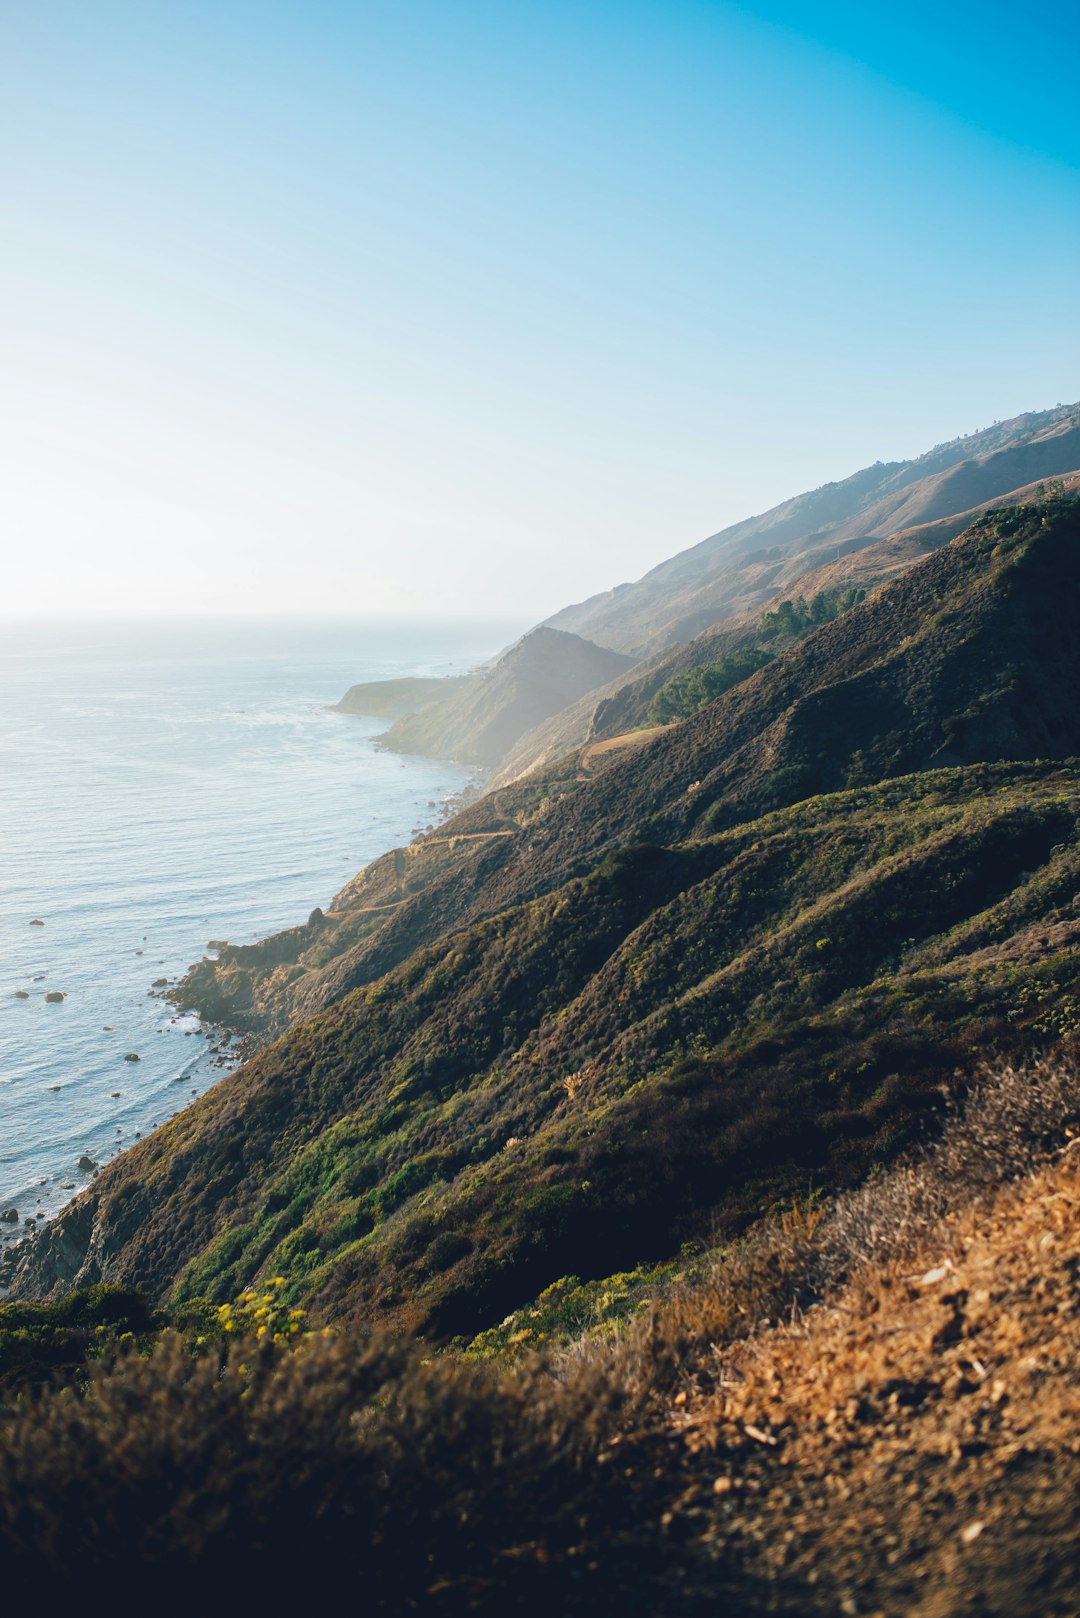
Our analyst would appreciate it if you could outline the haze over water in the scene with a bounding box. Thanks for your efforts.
[0,617,515,1247]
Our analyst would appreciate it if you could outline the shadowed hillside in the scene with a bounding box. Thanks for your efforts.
[373,626,633,767]
[4,1063,1080,1615]
[10,500,1080,1344]
[171,496,1080,1038]
[493,466,1080,784]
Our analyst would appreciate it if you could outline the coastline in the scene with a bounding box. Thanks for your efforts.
[1,621,501,1291]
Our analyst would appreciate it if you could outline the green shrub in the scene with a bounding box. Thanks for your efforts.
[646,648,773,725]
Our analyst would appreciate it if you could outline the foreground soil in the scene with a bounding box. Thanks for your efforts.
[661,1143,1080,1614]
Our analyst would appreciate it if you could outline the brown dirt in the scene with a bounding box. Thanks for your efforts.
[579,725,669,772]
[667,1144,1080,1614]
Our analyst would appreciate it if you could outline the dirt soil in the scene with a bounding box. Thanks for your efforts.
[661,1145,1080,1614]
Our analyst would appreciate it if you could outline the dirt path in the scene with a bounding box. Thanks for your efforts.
[406,829,516,853]
[579,726,668,774]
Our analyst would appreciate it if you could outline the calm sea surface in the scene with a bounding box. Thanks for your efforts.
[0,616,517,1250]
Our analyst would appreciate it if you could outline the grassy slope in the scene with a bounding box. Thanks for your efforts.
[179,497,1080,1038]
[5,1065,1080,1615]
[12,502,1080,1346]
[20,757,1080,1337]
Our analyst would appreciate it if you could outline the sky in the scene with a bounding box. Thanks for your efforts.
[2,0,1078,621]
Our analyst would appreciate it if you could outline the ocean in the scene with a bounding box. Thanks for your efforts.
[0,616,518,1254]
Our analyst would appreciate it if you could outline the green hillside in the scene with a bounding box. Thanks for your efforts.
[13,499,1080,1347]
[174,495,1080,1036]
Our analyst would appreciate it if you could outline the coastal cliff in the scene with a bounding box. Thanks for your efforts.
[11,499,1080,1341]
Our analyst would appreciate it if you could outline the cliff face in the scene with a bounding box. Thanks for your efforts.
[376,626,633,767]
[11,500,1080,1338]
[331,673,479,720]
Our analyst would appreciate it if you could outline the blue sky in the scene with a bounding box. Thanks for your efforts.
[2,1,1078,618]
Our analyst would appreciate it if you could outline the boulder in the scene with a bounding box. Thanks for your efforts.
[44,991,65,1003]
[123,1052,141,1062]
[12,990,29,999]
[0,1208,18,1224]
[77,1155,98,1173]
[28,919,44,927]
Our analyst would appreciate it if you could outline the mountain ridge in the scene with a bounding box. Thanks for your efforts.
[10,497,1080,1341]
[543,404,1080,655]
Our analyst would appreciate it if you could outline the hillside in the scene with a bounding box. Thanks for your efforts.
[331,672,479,721]
[544,404,1080,655]
[492,466,1080,785]
[167,495,1080,1039]
[374,627,633,767]
[3,1063,1080,1614]
[10,499,1080,1343]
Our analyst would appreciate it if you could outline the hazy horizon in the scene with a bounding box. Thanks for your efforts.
[3,1,1078,622]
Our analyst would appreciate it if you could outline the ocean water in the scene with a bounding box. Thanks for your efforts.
[0,616,517,1252]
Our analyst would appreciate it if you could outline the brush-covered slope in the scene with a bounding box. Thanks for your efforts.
[376,627,633,767]
[177,497,1080,1038]
[5,1066,1080,1615]
[15,759,1080,1334]
[545,404,1080,654]
[11,500,1080,1335]
[330,673,480,721]
[494,467,1080,785]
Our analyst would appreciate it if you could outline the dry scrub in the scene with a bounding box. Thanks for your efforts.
[3,1061,1080,1614]
[607,1060,1080,1614]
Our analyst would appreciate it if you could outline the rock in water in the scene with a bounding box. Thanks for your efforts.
[0,1208,18,1224]
[77,1155,98,1172]
[124,1052,141,1062]
[12,990,29,1000]
[44,991,65,1003]
[28,919,44,927]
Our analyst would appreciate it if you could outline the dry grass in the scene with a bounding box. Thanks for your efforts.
[4,1060,1080,1613]
[593,1059,1080,1615]
[0,1326,638,1610]
[581,1059,1080,1411]
[670,1143,1080,1614]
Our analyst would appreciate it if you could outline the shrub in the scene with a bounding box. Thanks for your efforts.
[646,648,774,725]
